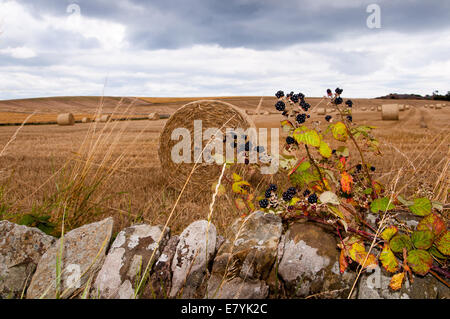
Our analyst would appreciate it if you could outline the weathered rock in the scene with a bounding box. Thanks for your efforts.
[143,235,179,299]
[170,220,217,298]
[205,211,282,299]
[93,224,170,299]
[26,218,113,299]
[0,221,55,299]
[278,221,356,298]
[358,267,449,299]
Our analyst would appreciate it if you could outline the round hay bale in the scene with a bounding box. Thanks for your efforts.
[361,107,367,111]
[158,100,255,189]
[57,113,75,126]
[96,115,110,122]
[405,105,410,110]
[435,104,442,109]
[316,107,326,115]
[381,104,399,121]
[370,106,376,111]
[377,106,382,112]
[148,112,160,120]
[429,105,435,109]
[262,111,270,115]
[398,104,405,111]
[81,117,91,123]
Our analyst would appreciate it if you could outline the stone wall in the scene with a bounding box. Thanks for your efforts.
[0,212,448,299]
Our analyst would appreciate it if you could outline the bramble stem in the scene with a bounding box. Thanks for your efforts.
[304,144,326,190]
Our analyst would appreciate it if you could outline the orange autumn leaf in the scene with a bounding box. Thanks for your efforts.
[341,172,353,194]
[339,249,348,274]
[389,272,405,291]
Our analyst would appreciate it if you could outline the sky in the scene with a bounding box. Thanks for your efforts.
[0,0,449,99]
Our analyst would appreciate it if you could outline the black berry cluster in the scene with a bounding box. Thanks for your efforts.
[259,199,269,208]
[275,101,286,111]
[345,100,353,107]
[346,115,352,122]
[325,115,332,122]
[296,113,307,124]
[275,90,284,99]
[335,88,343,95]
[286,136,296,145]
[307,193,318,204]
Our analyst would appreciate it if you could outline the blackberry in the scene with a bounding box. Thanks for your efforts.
[326,88,332,96]
[244,158,249,165]
[335,97,343,105]
[275,90,285,99]
[356,164,362,171]
[307,115,310,118]
[282,110,289,117]
[346,115,352,122]
[286,136,296,145]
[282,192,293,202]
[345,100,353,107]
[275,101,286,111]
[307,193,318,204]
[370,166,376,172]
[291,94,299,103]
[298,93,305,100]
[303,189,311,197]
[268,184,277,192]
[296,113,307,124]
[259,199,269,209]
[332,149,336,154]
[325,115,332,122]
[265,189,272,198]
[287,187,297,195]
[335,87,343,95]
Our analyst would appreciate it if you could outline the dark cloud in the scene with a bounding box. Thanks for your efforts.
[18,0,450,49]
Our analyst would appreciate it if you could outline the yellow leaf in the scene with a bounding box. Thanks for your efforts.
[340,172,353,194]
[319,141,332,158]
[332,122,348,142]
[232,180,251,195]
[381,226,398,242]
[380,243,400,273]
[389,272,405,291]
[232,173,242,182]
[348,242,378,268]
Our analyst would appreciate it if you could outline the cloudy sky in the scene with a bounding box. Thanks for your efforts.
[0,0,449,99]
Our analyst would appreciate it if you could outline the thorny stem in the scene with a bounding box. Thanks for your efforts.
[304,144,326,190]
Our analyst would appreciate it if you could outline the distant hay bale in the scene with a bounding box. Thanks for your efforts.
[56,113,75,126]
[361,107,367,111]
[148,112,160,120]
[370,106,376,111]
[429,105,435,109]
[316,107,326,115]
[435,104,442,109]
[377,106,382,112]
[81,117,91,123]
[405,105,410,110]
[158,100,255,190]
[398,104,405,111]
[262,111,270,115]
[96,115,110,122]
[381,104,399,121]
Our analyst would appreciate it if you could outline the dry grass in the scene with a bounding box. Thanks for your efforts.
[0,97,448,236]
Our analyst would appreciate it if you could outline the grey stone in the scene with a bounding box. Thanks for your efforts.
[170,220,217,298]
[26,218,113,299]
[0,221,55,298]
[205,211,282,299]
[278,221,356,298]
[93,224,170,299]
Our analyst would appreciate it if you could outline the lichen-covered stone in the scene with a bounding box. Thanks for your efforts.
[205,211,282,299]
[26,218,113,299]
[93,224,170,299]
[170,220,217,298]
[278,221,356,298]
[206,275,269,299]
[143,235,179,299]
[0,221,55,298]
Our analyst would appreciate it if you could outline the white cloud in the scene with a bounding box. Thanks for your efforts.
[0,46,36,59]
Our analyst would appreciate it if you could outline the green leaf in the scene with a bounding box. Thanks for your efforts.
[407,249,433,276]
[331,122,348,142]
[19,214,36,226]
[408,197,432,216]
[411,230,435,250]
[363,188,373,195]
[336,146,349,157]
[435,231,450,256]
[293,126,321,147]
[370,197,395,213]
[397,195,414,206]
[417,213,446,236]
[319,141,332,158]
[298,161,311,171]
[380,244,400,273]
[381,226,398,241]
[289,170,319,188]
[429,246,447,260]
[390,234,413,253]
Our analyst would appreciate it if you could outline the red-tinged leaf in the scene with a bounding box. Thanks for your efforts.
[381,226,398,242]
[339,249,348,274]
[340,172,353,194]
[417,213,446,236]
[435,230,450,256]
[389,272,405,291]
[390,234,413,253]
[380,244,400,273]
[411,230,434,250]
[407,249,433,276]
[348,242,378,268]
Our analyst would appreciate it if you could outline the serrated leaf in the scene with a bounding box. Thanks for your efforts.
[408,197,432,216]
[332,122,348,142]
[298,161,311,171]
[407,249,433,276]
[289,170,319,188]
[293,126,321,147]
[389,272,405,291]
[348,242,378,268]
[380,244,400,273]
[319,191,340,205]
[381,226,398,241]
[417,213,446,236]
[235,198,246,211]
[319,141,332,158]
[370,197,395,213]
[411,230,434,250]
[435,231,450,256]
[232,180,251,195]
[390,234,413,253]
[429,246,447,260]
